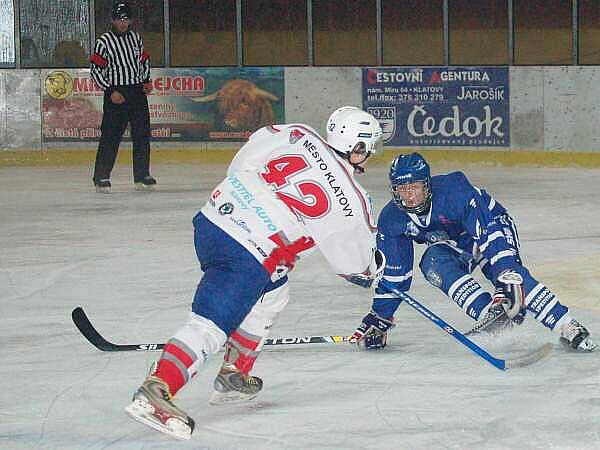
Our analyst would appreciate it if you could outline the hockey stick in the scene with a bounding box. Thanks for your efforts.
[378,280,552,370]
[71,307,350,352]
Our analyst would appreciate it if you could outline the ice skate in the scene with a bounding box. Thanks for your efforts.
[559,319,597,352]
[468,293,514,335]
[467,275,527,336]
[134,175,157,191]
[94,179,111,194]
[209,362,263,405]
[125,374,195,440]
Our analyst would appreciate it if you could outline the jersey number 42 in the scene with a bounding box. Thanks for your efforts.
[261,155,331,219]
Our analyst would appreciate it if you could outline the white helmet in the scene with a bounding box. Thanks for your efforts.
[326,106,383,156]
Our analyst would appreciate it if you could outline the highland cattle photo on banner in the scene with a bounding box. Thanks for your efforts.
[41,67,284,142]
[362,67,509,147]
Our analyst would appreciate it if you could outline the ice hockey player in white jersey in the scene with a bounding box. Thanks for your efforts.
[125,106,385,440]
[351,152,596,354]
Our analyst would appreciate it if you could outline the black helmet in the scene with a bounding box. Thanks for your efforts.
[112,2,132,20]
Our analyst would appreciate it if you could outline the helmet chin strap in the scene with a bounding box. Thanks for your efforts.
[330,144,370,173]
[351,153,371,174]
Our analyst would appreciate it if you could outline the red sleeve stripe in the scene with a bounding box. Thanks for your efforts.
[90,53,107,67]
[141,51,149,63]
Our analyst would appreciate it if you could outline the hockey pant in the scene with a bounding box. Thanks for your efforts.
[418,226,569,331]
[153,281,289,396]
[153,213,280,395]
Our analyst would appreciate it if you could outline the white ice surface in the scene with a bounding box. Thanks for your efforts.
[1,162,600,450]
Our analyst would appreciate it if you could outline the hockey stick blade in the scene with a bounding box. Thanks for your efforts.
[378,280,552,370]
[72,307,163,352]
[503,343,553,369]
[72,307,350,352]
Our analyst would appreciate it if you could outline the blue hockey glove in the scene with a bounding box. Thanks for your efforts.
[350,311,394,350]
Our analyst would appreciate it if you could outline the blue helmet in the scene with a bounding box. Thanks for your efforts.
[389,152,432,214]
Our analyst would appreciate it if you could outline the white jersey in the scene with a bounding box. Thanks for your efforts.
[201,124,377,276]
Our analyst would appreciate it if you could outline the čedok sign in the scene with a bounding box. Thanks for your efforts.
[363,67,509,147]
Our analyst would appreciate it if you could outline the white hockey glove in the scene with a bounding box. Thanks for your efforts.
[350,311,395,350]
[342,249,386,288]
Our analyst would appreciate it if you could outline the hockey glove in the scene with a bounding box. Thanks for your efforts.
[343,249,386,288]
[263,236,315,281]
[350,311,394,350]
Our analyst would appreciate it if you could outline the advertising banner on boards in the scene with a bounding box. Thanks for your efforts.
[362,67,509,147]
[41,67,284,142]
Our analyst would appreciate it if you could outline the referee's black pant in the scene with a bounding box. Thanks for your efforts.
[93,84,151,184]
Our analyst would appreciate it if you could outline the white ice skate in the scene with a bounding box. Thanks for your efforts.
[125,375,195,440]
[467,272,526,336]
[209,363,263,405]
[467,291,517,336]
[559,319,597,352]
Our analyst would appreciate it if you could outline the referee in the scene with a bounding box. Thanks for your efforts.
[90,1,156,193]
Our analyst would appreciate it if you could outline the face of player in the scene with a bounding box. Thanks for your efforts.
[392,181,428,209]
[348,142,370,168]
[112,18,130,33]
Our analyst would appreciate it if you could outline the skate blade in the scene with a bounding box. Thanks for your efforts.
[134,183,156,191]
[209,390,259,406]
[125,400,192,440]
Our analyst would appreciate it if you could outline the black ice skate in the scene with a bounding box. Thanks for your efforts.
[125,374,195,440]
[134,175,157,191]
[94,178,111,194]
[559,319,597,352]
[209,363,263,405]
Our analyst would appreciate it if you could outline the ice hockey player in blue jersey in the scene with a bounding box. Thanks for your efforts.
[351,152,596,353]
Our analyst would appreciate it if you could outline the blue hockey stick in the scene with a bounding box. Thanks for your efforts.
[379,279,552,370]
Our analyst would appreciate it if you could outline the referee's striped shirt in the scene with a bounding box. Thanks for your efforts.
[90,30,150,90]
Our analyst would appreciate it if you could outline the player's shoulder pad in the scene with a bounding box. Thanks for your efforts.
[288,124,330,150]
[247,124,283,141]
[440,171,468,183]
[434,171,472,190]
[378,200,409,229]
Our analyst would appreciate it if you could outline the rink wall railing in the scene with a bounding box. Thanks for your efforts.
[1,66,600,168]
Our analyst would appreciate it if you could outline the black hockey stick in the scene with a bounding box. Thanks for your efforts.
[72,307,350,352]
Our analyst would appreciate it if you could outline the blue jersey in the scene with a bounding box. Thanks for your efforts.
[376,171,509,295]
[372,171,571,332]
